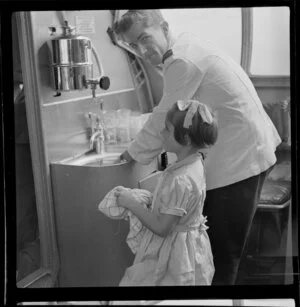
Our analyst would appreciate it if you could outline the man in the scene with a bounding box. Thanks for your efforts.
[113,10,281,285]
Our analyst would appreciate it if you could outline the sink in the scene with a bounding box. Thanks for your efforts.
[60,152,128,167]
[84,154,126,166]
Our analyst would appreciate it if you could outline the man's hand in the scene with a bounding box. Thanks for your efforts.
[120,150,133,162]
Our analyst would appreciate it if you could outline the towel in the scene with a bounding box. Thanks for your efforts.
[98,186,153,254]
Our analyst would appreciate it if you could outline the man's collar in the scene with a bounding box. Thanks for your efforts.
[162,49,173,64]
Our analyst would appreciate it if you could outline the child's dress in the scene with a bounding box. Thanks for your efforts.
[119,152,215,286]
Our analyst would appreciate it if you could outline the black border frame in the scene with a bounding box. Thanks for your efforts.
[2,0,298,305]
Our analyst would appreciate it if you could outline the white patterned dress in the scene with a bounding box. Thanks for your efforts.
[119,152,215,286]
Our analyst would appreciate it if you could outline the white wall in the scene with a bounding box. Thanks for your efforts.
[161,8,242,65]
[251,7,290,76]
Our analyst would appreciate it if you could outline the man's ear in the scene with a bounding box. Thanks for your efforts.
[161,21,169,35]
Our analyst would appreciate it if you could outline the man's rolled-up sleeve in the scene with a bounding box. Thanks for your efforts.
[128,59,203,164]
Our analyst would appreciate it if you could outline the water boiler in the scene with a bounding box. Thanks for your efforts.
[49,21,93,91]
[50,21,110,93]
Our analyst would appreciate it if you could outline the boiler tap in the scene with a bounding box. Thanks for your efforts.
[86,77,110,99]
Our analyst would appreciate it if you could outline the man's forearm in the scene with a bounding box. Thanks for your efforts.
[127,110,166,164]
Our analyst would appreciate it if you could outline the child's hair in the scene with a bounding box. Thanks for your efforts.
[113,10,165,35]
[166,101,218,149]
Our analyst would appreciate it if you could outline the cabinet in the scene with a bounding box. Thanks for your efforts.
[50,160,157,286]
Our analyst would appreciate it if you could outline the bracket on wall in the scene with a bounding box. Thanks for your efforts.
[107,27,117,46]
[108,10,155,112]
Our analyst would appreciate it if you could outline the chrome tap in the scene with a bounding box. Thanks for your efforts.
[89,115,105,155]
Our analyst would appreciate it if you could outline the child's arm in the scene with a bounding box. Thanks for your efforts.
[116,188,180,238]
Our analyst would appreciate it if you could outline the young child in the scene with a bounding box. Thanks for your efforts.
[115,99,218,286]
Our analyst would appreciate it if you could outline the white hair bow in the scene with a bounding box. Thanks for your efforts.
[177,100,213,128]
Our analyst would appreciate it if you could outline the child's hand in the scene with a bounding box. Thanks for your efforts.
[115,187,139,209]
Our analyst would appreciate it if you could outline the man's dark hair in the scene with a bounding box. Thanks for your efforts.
[113,10,165,35]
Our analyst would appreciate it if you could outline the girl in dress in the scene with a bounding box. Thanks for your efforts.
[115,99,218,286]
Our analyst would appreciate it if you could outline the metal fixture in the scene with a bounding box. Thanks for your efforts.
[49,20,110,97]
[89,113,105,155]
[86,77,110,99]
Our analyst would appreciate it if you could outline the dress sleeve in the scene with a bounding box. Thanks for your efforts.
[128,59,204,165]
[158,175,193,217]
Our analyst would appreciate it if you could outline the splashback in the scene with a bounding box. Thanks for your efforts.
[42,90,140,162]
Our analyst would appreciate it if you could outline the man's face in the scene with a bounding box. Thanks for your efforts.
[122,21,169,66]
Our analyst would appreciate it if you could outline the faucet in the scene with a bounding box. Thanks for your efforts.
[89,115,105,155]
